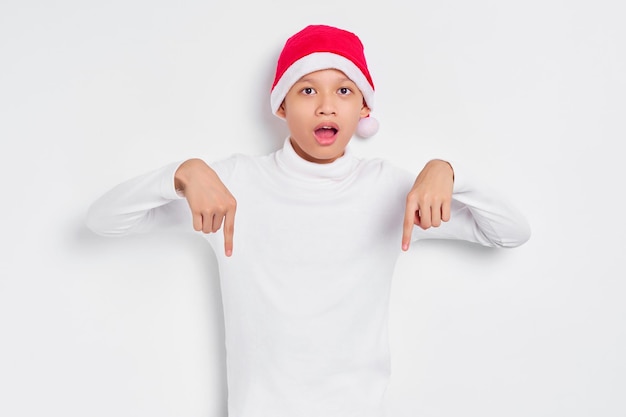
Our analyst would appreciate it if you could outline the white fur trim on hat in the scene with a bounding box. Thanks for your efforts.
[270,52,375,117]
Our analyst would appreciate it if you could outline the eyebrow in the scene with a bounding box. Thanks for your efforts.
[296,76,354,84]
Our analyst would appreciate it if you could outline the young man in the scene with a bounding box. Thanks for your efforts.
[87,24,530,417]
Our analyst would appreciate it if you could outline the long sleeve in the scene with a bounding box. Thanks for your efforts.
[410,162,531,248]
[85,161,191,237]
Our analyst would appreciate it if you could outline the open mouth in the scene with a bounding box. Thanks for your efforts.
[314,124,339,145]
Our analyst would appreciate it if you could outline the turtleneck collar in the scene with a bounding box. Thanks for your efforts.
[274,137,359,181]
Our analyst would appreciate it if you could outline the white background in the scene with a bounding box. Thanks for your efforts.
[1,1,624,416]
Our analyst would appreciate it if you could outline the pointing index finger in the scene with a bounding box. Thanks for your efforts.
[402,200,417,251]
[223,209,235,257]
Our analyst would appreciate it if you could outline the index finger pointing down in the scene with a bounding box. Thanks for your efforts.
[223,210,235,257]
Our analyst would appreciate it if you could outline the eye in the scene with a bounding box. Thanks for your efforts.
[301,87,316,95]
[338,87,352,95]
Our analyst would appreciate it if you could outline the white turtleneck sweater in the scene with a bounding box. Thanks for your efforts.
[86,138,530,417]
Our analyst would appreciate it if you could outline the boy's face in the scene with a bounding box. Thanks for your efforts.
[276,69,370,164]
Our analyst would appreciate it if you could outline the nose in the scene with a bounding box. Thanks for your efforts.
[316,93,337,116]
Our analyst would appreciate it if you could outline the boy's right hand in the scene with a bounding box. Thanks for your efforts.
[174,159,237,257]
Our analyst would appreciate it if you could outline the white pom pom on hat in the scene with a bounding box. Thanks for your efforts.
[356,115,379,138]
[270,24,379,138]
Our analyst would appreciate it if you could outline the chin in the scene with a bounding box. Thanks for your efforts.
[313,150,344,163]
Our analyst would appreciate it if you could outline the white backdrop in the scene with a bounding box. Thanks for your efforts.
[1,1,624,416]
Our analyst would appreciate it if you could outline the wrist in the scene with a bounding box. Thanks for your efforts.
[175,158,200,192]
[429,159,454,182]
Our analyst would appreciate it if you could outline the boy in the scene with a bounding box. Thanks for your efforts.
[86,24,530,417]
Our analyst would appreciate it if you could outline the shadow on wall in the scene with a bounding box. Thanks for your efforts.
[254,44,291,153]
[68,219,228,414]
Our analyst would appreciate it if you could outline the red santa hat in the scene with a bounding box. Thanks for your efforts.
[270,24,379,138]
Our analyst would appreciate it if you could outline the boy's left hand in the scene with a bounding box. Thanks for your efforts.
[402,159,454,251]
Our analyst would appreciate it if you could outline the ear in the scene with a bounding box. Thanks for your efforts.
[360,101,371,118]
[276,102,287,119]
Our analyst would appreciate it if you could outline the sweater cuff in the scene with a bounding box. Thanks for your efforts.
[159,161,187,200]
[448,160,471,194]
